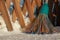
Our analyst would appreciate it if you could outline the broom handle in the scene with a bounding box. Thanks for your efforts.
[12,0,25,28]
[5,0,11,9]
[0,0,13,31]
[35,0,41,7]
[25,0,35,22]
[22,0,27,16]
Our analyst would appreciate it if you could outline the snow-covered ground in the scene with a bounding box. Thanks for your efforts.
[0,33,60,40]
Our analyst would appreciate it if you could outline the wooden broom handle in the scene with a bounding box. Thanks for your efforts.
[0,0,13,31]
[25,0,35,22]
[22,0,27,16]
[35,0,41,7]
[31,0,36,15]
[12,0,25,28]
[5,0,11,9]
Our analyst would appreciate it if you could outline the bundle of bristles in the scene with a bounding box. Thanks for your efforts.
[0,0,57,34]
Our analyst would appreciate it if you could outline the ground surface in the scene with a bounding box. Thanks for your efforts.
[0,33,60,40]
